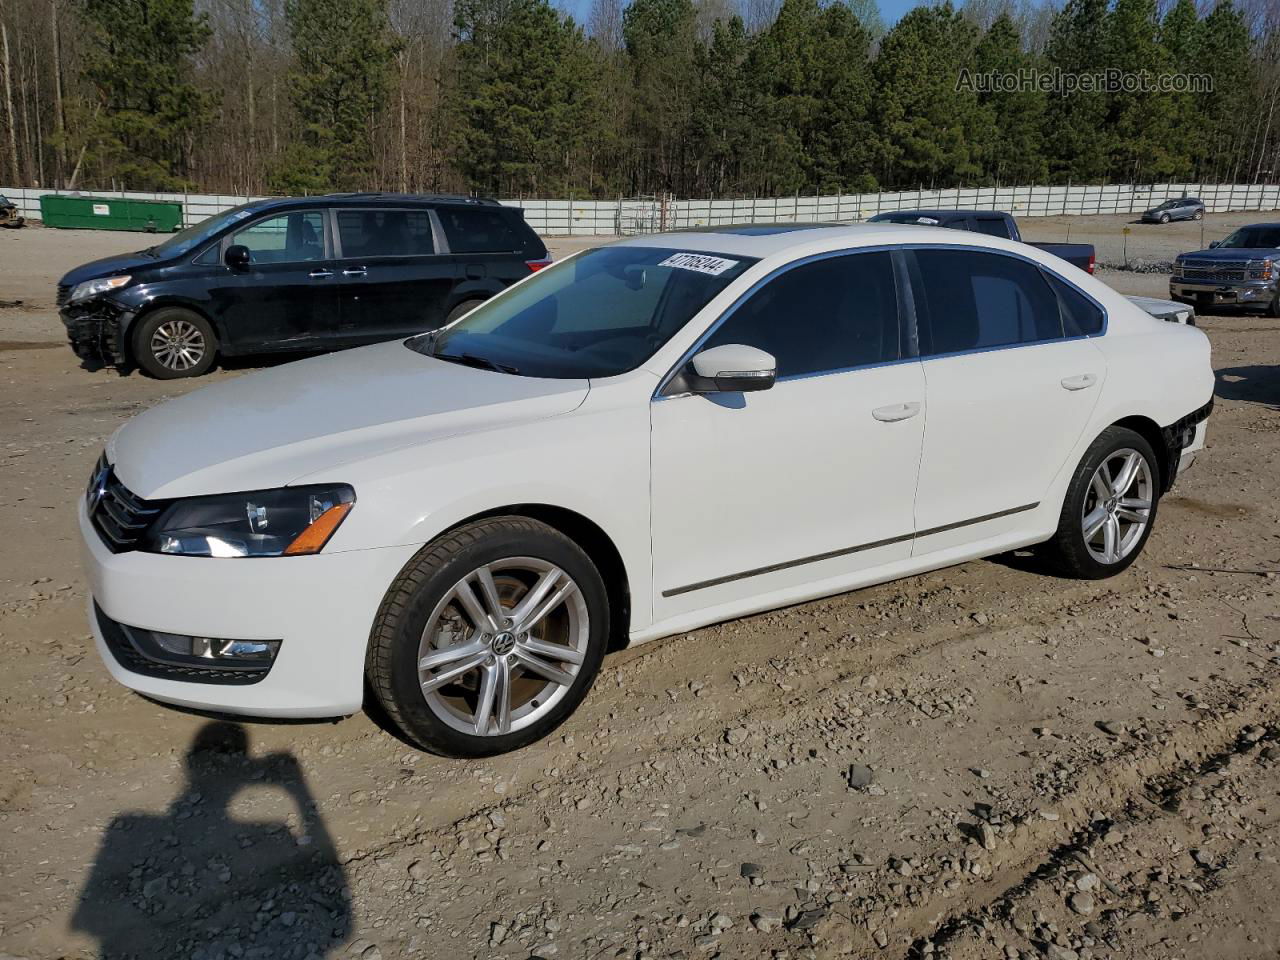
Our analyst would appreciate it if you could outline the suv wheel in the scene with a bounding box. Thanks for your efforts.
[1159,213,1171,223]
[366,516,609,757]
[133,307,217,379]
[446,299,486,324]
[1192,210,1203,220]
[1041,427,1160,579]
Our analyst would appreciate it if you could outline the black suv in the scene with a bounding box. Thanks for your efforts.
[58,194,550,378]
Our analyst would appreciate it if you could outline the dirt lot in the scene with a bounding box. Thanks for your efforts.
[1,218,1279,960]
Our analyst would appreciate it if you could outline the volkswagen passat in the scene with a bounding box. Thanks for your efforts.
[81,225,1214,756]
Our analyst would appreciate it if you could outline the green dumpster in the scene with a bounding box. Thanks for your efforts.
[39,194,183,232]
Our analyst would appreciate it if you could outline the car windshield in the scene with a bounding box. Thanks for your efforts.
[870,213,941,225]
[1155,201,1179,210]
[149,203,259,258]
[1217,226,1280,249]
[410,246,758,378]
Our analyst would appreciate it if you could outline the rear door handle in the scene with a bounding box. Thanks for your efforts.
[309,269,333,279]
[872,401,921,423]
[1061,373,1097,391]
[342,267,367,277]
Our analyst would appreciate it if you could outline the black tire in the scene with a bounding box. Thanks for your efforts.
[1159,213,1170,224]
[1269,294,1280,319]
[1040,426,1161,580]
[446,299,486,324]
[132,307,217,379]
[366,516,610,757]
[1192,210,1203,221]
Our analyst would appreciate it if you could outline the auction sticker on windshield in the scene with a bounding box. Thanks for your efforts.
[658,253,740,276]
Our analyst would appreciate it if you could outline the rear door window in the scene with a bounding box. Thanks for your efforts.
[969,217,1011,238]
[912,249,1064,356]
[335,209,434,258]
[702,251,900,378]
[228,211,326,264]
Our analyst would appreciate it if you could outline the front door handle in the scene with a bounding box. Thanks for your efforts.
[342,267,367,277]
[1061,373,1098,391]
[872,401,921,423]
[309,269,333,279]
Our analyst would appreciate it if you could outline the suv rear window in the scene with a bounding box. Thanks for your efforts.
[440,207,539,255]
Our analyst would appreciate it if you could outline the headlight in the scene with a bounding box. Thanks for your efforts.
[143,485,355,557]
[69,274,132,303]
[1247,259,1273,281]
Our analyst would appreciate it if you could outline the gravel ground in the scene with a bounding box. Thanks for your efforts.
[1,220,1278,960]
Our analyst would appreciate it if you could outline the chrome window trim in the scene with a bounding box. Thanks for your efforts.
[652,241,1110,401]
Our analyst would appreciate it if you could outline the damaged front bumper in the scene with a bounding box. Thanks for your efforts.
[61,301,134,368]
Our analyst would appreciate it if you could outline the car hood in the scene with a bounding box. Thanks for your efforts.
[1178,246,1279,260]
[108,341,590,500]
[59,250,163,286]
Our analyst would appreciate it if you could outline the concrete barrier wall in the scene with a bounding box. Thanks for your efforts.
[4,183,1278,236]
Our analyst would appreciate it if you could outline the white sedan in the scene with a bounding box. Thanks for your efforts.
[80,225,1214,756]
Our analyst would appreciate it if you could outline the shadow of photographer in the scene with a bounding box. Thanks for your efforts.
[72,720,352,959]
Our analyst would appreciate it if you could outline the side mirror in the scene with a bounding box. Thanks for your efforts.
[687,343,776,393]
[1208,240,1219,248]
[225,244,251,270]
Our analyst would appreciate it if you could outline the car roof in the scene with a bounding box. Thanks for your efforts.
[870,210,1005,220]
[612,222,1023,259]
[244,193,503,212]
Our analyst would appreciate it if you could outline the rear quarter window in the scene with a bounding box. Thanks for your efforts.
[1044,271,1105,336]
[440,207,542,256]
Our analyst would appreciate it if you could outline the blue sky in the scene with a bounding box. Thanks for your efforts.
[567,0,924,32]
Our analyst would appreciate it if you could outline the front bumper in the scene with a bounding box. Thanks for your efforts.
[61,301,133,367]
[80,501,420,717]
[1169,279,1276,309]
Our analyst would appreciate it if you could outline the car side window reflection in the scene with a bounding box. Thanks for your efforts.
[701,251,900,379]
[229,212,326,264]
[912,249,1063,356]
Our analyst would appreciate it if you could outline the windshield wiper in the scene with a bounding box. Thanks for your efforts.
[143,245,159,257]
[433,352,520,375]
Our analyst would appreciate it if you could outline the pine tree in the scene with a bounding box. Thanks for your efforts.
[452,0,600,196]
[1106,0,1179,181]
[1042,0,1110,182]
[275,0,395,193]
[692,16,752,194]
[1159,0,1201,179]
[973,13,1047,184]
[623,0,700,194]
[872,2,983,189]
[1195,1,1255,181]
[79,0,213,189]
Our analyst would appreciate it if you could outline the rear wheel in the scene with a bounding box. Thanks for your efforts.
[1040,427,1160,579]
[1192,210,1203,221]
[133,307,217,379]
[366,516,609,757]
[446,299,486,324]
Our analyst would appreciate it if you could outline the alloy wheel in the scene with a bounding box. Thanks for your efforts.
[417,557,588,737]
[1081,448,1153,564]
[150,319,206,372]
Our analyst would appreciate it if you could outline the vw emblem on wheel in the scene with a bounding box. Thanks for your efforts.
[87,465,110,512]
[490,631,517,656]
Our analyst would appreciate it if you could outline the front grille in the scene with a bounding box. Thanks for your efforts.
[1178,260,1248,282]
[56,283,71,307]
[95,603,272,686]
[87,454,166,552]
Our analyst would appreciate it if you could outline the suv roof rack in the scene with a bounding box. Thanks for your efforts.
[320,192,501,206]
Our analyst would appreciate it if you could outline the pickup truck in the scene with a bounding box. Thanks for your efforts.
[866,209,1096,274]
[1170,222,1280,317]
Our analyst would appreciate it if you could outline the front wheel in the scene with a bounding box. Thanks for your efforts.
[1040,427,1160,579]
[366,517,609,757]
[1159,213,1171,224]
[133,307,217,378]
